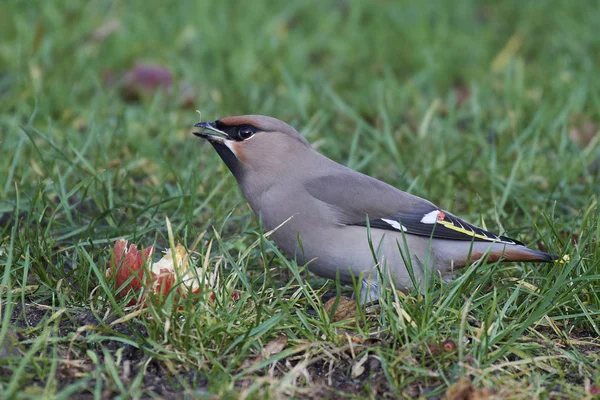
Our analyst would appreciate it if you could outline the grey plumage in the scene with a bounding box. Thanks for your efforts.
[194,115,554,300]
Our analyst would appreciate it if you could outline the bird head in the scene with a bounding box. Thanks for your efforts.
[193,115,312,180]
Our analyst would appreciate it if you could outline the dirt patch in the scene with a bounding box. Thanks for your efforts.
[307,357,396,398]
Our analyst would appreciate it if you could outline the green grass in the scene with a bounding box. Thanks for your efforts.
[1,0,600,398]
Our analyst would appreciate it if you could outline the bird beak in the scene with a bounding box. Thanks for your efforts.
[193,121,230,143]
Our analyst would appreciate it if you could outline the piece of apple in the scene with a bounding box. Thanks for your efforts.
[111,239,154,304]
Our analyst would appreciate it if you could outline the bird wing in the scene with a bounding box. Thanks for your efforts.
[361,210,523,245]
[304,172,523,246]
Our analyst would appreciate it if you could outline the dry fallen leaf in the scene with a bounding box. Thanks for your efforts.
[324,296,356,321]
[470,388,495,400]
[57,359,93,379]
[427,343,441,357]
[445,378,473,400]
[239,335,289,371]
[261,335,288,359]
[444,378,494,400]
[121,63,173,101]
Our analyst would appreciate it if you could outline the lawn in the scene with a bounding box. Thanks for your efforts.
[1,1,600,398]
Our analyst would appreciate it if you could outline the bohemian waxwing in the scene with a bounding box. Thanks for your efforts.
[194,115,554,301]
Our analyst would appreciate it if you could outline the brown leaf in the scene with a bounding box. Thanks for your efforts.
[121,63,173,101]
[340,335,365,344]
[261,335,288,359]
[324,296,356,321]
[445,378,472,400]
[470,388,494,400]
[427,343,441,357]
[57,359,93,379]
[444,378,494,400]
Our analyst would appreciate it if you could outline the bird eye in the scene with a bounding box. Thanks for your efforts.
[238,127,254,140]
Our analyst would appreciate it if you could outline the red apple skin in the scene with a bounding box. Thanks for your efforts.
[112,239,153,304]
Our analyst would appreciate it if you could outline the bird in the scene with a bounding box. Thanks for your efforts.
[193,115,554,301]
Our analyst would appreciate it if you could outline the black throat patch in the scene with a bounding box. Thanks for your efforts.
[209,141,242,178]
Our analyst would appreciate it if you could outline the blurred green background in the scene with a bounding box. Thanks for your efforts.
[2,0,599,247]
[2,0,599,195]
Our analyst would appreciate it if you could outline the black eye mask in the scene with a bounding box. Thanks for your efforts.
[215,121,260,141]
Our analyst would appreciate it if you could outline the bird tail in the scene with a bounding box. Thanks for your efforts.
[497,245,557,263]
[436,240,557,267]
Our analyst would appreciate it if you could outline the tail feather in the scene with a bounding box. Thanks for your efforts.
[437,240,557,267]
[497,246,557,263]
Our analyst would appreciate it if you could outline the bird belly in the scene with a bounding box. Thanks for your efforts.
[272,225,452,291]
